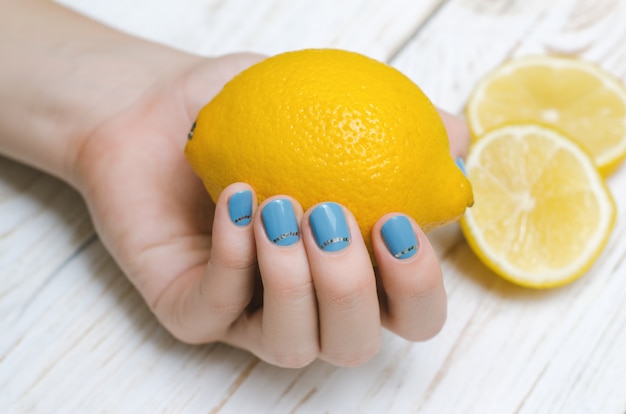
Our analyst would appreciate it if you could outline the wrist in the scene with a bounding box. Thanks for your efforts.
[0,0,201,187]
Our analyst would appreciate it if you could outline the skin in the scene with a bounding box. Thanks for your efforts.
[0,0,469,367]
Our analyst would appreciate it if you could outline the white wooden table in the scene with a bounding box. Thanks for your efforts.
[2,0,626,412]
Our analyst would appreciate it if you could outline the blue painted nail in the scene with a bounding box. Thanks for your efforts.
[456,156,467,176]
[262,199,299,246]
[228,190,252,226]
[310,202,350,252]
[381,215,418,259]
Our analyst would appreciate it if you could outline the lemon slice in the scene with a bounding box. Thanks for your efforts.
[460,124,616,288]
[466,55,626,175]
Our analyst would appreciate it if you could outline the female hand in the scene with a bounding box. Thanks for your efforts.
[72,52,468,367]
[2,1,468,368]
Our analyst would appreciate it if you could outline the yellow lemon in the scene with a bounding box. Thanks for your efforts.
[185,49,473,253]
[460,124,616,288]
[466,55,626,175]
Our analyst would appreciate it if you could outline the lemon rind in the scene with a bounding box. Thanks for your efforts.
[460,124,617,289]
[465,55,626,176]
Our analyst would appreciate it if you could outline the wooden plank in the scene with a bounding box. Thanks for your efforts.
[391,0,626,113]
[1,0,625,412]
[56,0,447,61]
[391,0,553,113]
[0,159,94,326]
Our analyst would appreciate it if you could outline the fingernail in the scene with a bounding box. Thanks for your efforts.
[228,190,252,226]
[310,202,350,252]
[262,199,299,246]
[187,121,196,140]
[381,215,418,259]
[455,156,467,176]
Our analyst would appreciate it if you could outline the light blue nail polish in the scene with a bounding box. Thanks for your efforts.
[228,190,252,226]
[310,202,350,252]
[381,215,418,259]
[456,156,467,176]
[262,199,299,246]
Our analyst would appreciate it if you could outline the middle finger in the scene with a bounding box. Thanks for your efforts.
[303,202,381,367]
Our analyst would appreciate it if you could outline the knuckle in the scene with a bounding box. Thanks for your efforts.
[209,249,257,273]
[169,327,222,346]
[197,277,251,317]
[154,305,222,345]
[325,343,380,367]
[400,319,445,342]
[273,279,314,302]
[325,283,369,308]
[404,281,438,301]
[150,287,245,346]
[206,298,249,317]
[268,348,318,369]
[399,269,443,301]
[159,302,232,345]
[260,265,314,302]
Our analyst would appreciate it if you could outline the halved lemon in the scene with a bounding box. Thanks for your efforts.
[466,55,626,175]
[460,124,616,288]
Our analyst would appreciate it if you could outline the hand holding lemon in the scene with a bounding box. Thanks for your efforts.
[179,49,474,365]
[2,0,473,368]
[65,42,472,368]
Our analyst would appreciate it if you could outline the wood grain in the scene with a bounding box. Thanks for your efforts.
[2,0,625,412]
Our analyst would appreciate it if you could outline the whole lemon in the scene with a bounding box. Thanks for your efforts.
[185,49,473,253]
